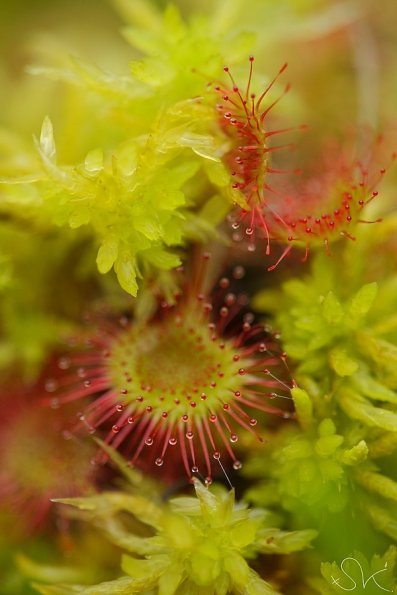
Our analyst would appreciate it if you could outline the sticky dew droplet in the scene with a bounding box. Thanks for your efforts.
[45,379,58,393]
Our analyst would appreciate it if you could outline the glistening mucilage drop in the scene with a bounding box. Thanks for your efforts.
[44,255,295,483]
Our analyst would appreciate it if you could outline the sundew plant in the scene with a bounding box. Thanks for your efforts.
[1,0,397,593]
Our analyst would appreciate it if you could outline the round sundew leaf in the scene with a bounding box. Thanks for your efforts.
[45,257,293,480]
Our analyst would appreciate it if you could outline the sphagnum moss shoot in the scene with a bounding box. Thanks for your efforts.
[44,255,294,483]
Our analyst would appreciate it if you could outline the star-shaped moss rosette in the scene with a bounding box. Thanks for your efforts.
[1,113,226,297]
[250,239,397,540]
[245,408,367,517]
[32,477,317,595]
[43,256,294,483]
